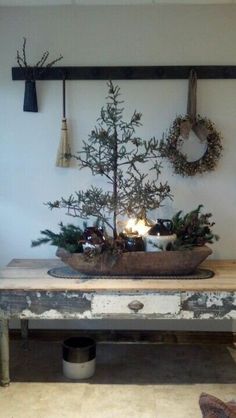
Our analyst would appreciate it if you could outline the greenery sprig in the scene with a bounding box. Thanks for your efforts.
[167,204,219,250]
[31,222,84,254]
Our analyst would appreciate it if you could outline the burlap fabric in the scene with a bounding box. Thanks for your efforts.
[180,70,210,142]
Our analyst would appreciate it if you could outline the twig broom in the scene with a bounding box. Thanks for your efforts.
[56,79,71,167]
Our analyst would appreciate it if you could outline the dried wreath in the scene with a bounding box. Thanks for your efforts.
[160,114,223,177]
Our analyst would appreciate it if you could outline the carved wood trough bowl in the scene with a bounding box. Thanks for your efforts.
[56,245,212,276]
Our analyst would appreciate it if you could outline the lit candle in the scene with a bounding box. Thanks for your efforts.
[125,218,151,236]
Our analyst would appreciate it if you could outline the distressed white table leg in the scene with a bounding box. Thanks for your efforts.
[21,319,29,350]
[0,319,10,387]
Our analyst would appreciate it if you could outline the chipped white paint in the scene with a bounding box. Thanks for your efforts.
[182,291,234,306]
[197,313,215,319]
[182,292,201,301]
[196,297,205,305]
[20,309,64,319]
[206,293,226,308]
[62,292,81,299]
[92,294,181,316]
[46,291,53,298]
[180,311,195,319]
[83,293,93,301]
[225,310,236,319]
[26,296,31,307]
[19,309,93,319]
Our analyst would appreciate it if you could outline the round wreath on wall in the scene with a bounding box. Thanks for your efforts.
[160,114,223,177]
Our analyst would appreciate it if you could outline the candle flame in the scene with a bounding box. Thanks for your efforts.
[125,218,150,236]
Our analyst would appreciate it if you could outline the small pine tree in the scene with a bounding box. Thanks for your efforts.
[47,81,172,239]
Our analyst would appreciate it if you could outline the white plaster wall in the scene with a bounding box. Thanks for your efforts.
[0,4,236,330]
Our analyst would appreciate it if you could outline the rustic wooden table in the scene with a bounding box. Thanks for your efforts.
[0,258,236,386]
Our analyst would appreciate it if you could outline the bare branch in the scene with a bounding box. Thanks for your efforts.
[22,37,27,66]
[46,54,63,67]
[16,37,63,68]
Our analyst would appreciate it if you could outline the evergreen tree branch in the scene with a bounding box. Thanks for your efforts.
[45,80,172,241]
[46,187,115,233]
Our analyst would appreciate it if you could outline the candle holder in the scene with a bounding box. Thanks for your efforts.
[123,234,145,252]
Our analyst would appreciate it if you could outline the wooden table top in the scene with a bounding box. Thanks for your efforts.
[0,259,236,292]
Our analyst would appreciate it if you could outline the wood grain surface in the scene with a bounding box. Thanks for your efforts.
[0,259,236,292]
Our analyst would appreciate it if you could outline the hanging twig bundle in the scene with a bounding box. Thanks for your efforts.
[16,37,63,112]
[16,37,63,69]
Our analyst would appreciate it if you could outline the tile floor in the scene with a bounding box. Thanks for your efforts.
[0,341,236,418]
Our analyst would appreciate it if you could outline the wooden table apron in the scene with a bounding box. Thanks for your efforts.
[0,259,236,386]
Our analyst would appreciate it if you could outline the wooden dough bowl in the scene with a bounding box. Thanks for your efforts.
[56,245,212,276]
